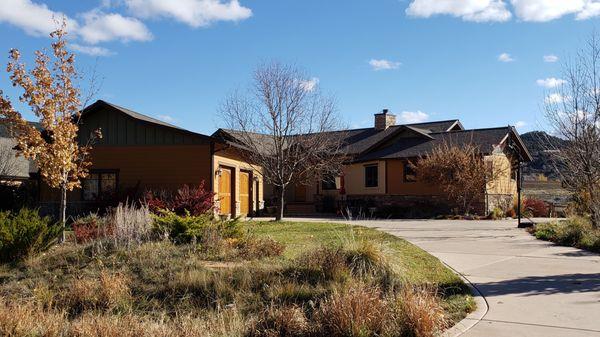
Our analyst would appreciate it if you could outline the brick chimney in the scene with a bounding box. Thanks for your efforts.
[374,109,396,130]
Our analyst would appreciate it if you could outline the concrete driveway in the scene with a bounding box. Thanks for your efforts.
[279,218,600,336]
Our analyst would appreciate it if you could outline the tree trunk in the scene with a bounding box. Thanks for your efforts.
[59,185,67,243]
[276,187,285,221]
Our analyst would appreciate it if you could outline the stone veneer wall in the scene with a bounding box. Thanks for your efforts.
[340,194,489,217]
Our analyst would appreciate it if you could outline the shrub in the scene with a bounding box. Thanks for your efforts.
[315,283,388,337]
[505,208,516,218]
[344,240,390,278]
[395,286,447,337]
[249,305,310,337]
[489,207,504,220]
[66,271,131,313]
[233,236,285,260]
[146,182,215,216]
[0,208,62,263]
[72,214,113,244]
[294,247,349,283]
[523,198,549,217]
[153,210,216,244]
[531,218,600,253]
[110,203,153,247]
[153,211,244,246]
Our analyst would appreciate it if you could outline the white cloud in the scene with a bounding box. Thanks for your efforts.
[545,93,566,104]
[0,0,78,37]
[577,1,600,19]
[369,59,401,71]
[405,0,600,22]
[536,77,566,88]
[510,0,600,22]
[399,111,429,123]
[123,0,252,27]
[70,43,115,56]
[78,10,152,44]
[498,53,514,62]
[514,121,527,128]
[544,54,559,63]
[406,0,512,22]
[299,77,319,92]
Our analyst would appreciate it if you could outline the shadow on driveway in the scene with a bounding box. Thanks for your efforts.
[477,273,600,297]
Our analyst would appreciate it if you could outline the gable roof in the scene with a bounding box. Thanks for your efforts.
[354,127,521,162]
[216,119,532,163]
[82,100,213,142]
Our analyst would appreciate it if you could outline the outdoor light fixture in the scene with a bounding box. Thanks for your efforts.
[215,168,223,176]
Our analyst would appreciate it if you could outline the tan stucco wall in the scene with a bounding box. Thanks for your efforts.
[386,159,442,196]
[485,153,517,196]
[213,148,263,216]
[344,161,386,195]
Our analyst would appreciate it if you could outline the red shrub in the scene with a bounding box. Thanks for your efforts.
[72,215,113,244]
[146,182,215,216]
[524,198,549,217]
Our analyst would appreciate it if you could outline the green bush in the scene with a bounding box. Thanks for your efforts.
[532,218,600,253]
[152,210,243,244]
[0,208,62,263]
[533,222,559,241]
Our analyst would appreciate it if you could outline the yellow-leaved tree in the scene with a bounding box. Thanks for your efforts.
[0,26,100,241]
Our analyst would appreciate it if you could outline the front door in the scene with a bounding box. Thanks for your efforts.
[218,167,233,215]
[239,171,251,215]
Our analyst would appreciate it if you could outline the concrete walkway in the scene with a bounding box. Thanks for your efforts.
[270,217,600,336]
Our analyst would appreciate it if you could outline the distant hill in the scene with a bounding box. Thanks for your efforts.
[520,131,568,180]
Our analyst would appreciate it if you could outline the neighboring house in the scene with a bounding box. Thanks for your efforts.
[215,109,532,215]
[0,121,38,183]
[36,100,263,218]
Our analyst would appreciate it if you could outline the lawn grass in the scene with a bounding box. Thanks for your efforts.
[247,221,475,322]
[0,220,474,336]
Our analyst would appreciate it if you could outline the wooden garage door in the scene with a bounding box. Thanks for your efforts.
[240,171,250,215]
[218,167,232,215]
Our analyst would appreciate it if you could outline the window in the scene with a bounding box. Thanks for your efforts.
[321,175,337,190]
[364,165,378,187]
[82,171,118,201]
[403,162,417,183]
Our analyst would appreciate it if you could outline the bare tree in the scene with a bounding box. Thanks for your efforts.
[545,34,600,228]
[219,62,347,220]
[413,140,507,215]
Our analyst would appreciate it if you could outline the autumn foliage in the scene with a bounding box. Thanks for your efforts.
[414,141,498,215]
[145,182,215,216]
[0,24,100,239]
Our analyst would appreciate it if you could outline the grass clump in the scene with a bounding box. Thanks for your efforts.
[0,220,473,337]
[530,217,600,253]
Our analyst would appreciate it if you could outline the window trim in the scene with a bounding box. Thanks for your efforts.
[321,174,338,191]
[403,162,417,183]
[82,169,119,201]
[364,164,379,188]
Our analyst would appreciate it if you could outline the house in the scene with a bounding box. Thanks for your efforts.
[215,109,532,216]
[36,100,263,218]
[0,121,38,183]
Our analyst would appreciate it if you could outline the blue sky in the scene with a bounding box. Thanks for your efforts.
[0,0,599,135]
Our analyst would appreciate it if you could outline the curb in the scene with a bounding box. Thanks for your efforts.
[442,263,489,337]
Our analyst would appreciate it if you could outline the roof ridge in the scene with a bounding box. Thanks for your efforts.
[431,126,510,134]
[403,119,459,126]
[98,100,182,129]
